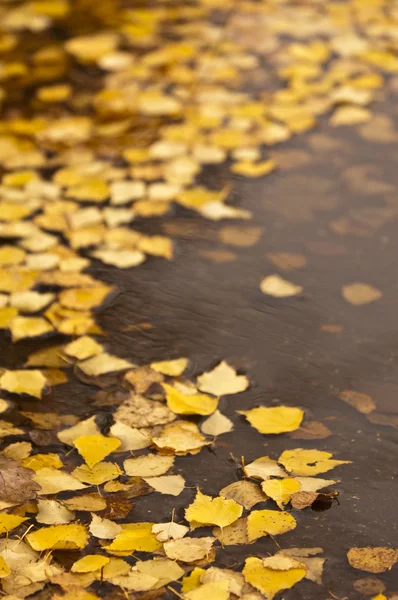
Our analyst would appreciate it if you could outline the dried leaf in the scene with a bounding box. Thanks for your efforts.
[247,509,297,541]
[347,548,398,573]
[220,481,267,510]
[338,389,376,414]
[163,537,215,563]
[0,456,41,503]
[152,522,189,542]
[342,283,382,306]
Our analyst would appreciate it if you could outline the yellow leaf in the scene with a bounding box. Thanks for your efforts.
[10,316,54,342]
[109,421,151,452]
[243,556,306,599]
[0,513,27,534]
[64,337,103,360]
[59,286,114,311]
[137,235,174,260]
[105,523,162,555]
[0,307,18,329]
[72,462,122,485]
[58,416,100,445]
[26,523,88,551]
[34,468,87,495]
[260,275,303,297]
[61,493,106,513]
[74,435,121,468]
[0,556,10,578]
[231,159,276,178]
[185,581,230,600]
[247,509,297,541]
[163,536,215,563]
[0,246,25,266]
[278,449,351,476]
[71,555,110,573]
[197,361,249,396]
[163,383,218,416]
[150,358,188,376]
[9,292,55,313]
[347,547,398,574]
[240,406,304,434]
[21,453,63,472]
[182,567,206,592]
[185,490,243,528]
[0,369,47,398]
[331,106,371,126]
[92,249,145,269]
[261,479,301,508]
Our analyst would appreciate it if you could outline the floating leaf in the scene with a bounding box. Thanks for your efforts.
[201,410,234,436]
[197,361,249,396]
[247,509,297,541]
[220,480,267,510]
[151,358,188,376]
[244,456,287,480]
[71,555,110,573]
[240,406,303,434]
[0,370,47,398]
[27,524,88,551]
[278,449,351,476]
[163,383,218,416]
[342,283,382,306]
[347,548,398,573]
[185,490,243,528]
[152,522,189,542]
[243,555,306,599]
[74,435,121,468]
[163,537,215,563]
[260,275,303,297]
[144,474,185,496]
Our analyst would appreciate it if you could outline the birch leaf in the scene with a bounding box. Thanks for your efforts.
[240,406,303,434]
[197,361,248,396]
[185,490,243,528]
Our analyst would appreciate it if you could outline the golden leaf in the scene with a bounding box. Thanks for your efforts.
[185,490,243,528]
[105,523,162,554]
[151,357,188,376]
[72,462,122,485]
[0,556,10,578]
[243,556,306,599]
[74,435,121,468]
[261,479,301,508]
[0,370,47,398]
[163,383,218,416]
[71,555,110,573]
[185,581,230,600]
[239,406,304,434]
[26,523,88,551]
[278,449,351,476]
[247,509,297,541]
[10,316,54,342]
[0,513,27,534]
[59,286,114,311]
[231,159,276,177]
[64,336,103,360]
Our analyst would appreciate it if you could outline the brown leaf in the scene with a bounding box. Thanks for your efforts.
[266,252,307,271]
[0,456,41,503]
[347,547,398,573]
[290,491,317,510]
[338,390,376,414]
[289,421,332,440]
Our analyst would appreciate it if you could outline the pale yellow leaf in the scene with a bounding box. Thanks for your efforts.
[78,352,134,376]
[90,514,122,539]
[220,481,267,510]
[58,416,100,445]
[197,361,249,396]
[151,358,188,376]
[151,522,189,542]
[201,410,234,436]
[109,421,151,451]
[260,275,303,297]
[185,581,230,600]
[34,468,87,495]
[36,499,75,525]
[144,474,185,496]
[64,337,103,360]
[163,537,214,563]
[342,283,382,306]
[0,370,47,399]
[124,454,174,477]
[72,462,122,485]
[244,456,287,480]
